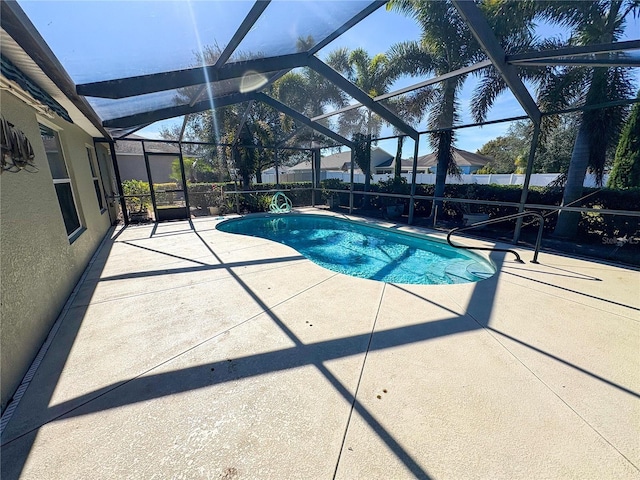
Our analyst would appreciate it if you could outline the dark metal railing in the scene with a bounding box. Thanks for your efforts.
[447,211,545,264]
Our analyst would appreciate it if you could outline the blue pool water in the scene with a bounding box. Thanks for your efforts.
[216,214,495,285]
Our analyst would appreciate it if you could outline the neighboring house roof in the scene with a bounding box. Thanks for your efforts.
[114,134,180,155]
[376,157,394,168]
[374,158,420,169]
[376,158,430,173]
[267,148,492,175]
[417,148,492,168]
[288,147,393,172]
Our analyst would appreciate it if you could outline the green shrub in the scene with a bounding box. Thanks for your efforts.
[153,182,179,205]
[122,179,151,213]
[410,184,639,242]
[187,183,224,209]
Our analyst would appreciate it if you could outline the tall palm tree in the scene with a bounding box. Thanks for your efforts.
[541,1,636,237]
[473,1,637,238]
[387,1,539,215]
[386,0,484,215]
[325,47,422,201]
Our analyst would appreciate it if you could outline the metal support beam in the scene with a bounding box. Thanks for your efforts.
[215,1,271,68]
[105,140,129,225]
[77,52,309,99]
[452,0,541,125]
[513,122,540,244]
[507,39,640,64]
[255,93,355,149]
[179,114,190,142]
[408,137,420,225]
[112,123,152,140]
[511,57,640,68]
[312,60,492,123]
[177,143,191,213]
[306,56,419,139]
[541,98,640,118]
[184,1,271,107]
[234,100,255,139]
[313,148,321,189]
[309,1,386,54]
[141,141,159,221]
[103,92,257,128]
[349,149,355,213]
[377,60,492,103]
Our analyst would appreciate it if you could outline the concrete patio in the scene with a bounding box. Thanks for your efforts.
[1,208,639,479]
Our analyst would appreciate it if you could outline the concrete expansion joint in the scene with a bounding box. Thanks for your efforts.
[442,290,639,474]
[1,270,342,445]
[499,277,640,323]
[333,283,386,478]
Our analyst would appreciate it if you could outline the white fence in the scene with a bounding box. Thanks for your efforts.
[259,171,608,188]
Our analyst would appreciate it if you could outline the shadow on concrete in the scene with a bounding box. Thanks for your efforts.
[501,269,640,312]
[100,255,305,282]
[3,219,632,479]
[502,263,603,281]
[2,221,499,480]
[0,227,120,479]
[487,327,640,399]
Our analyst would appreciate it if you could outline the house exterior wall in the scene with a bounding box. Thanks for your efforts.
[0,91,112,412]
[116,153,176,184]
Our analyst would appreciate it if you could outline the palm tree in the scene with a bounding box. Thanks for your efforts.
[542,1,636,237]
[473,1,637,238]
[272,65,345,146]
[387,1,541,216]
[325,47,410,201]
[325,47,396,139]
[386,0,484,216]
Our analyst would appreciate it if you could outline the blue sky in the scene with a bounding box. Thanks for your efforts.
[18,1,640,156]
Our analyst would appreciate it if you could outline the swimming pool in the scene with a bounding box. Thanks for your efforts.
[216,214,495,285]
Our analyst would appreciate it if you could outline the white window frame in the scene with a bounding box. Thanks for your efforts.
[39,119,83,240]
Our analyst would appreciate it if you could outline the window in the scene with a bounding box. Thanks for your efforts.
[86,146,105,211]
[40,124,82,238]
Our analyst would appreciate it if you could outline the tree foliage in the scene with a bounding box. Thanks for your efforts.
[608,95,640,189]
[534,0,638,237]
[387,0,536,214]
[476,134,528,174]
[476,116,579,174]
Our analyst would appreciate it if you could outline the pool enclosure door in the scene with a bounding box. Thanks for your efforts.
[145,152,190,222]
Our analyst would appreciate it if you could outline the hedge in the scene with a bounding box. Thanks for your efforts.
[122,180,639,244]
[320,181,639,243]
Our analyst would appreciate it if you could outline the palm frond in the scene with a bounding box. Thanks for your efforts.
[536,67,590,113]
[324,47,351,76]
[386,41,435,78]
[471,67,506,123]
[583,66,635,183]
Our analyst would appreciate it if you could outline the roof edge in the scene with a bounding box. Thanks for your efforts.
[0,0,110,139]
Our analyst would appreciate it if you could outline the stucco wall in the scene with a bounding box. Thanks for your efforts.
[117,153,176,184]
[0,91,112,412]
